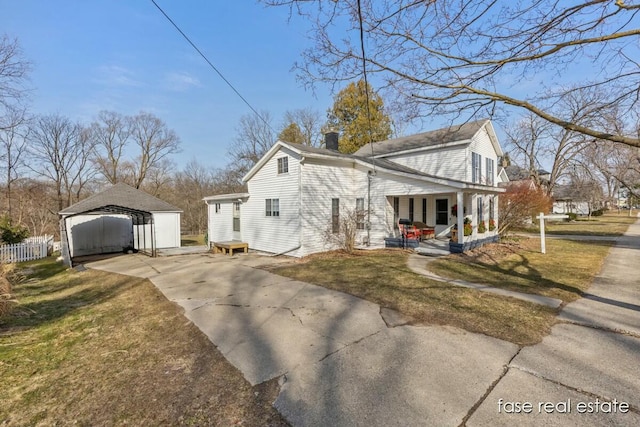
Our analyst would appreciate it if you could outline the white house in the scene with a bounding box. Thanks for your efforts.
[59,183,182,260]
[205,119,505,256]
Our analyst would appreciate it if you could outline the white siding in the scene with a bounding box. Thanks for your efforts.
[382,145,468,181]
[468,126,499,186]
[208,201,236,243]
[152,212,181,248]
[299,159,365,256]
[243,147,302,255]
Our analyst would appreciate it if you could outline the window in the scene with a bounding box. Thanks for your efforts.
[489,197,495,222]
[332,198,340,234]
[435,199,448,225]
[265,199,280,217]
[233,202,241,232]
[393,197,399,225]
[486,158,494,186]
[422,199,427,224]
[477,196,484,223]
[277,157,288,174]
[214,203,220,213]
[356,198,365,230]
[409,198,414,222]
[472,152,482,183]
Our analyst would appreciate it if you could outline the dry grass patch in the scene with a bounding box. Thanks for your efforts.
[181,234,206,246]
[0,257,288,426]
[271,250,556,346]
[430,237,612,302]
[525,212,636,236]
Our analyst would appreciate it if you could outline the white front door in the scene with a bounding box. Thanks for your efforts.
[232,202,241,240]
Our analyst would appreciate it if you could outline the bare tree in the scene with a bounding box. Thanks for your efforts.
[282,108,323,147]
[129,112,181,189]
[170,159,217,234]
[264,0,640,148]
[90,110,131,184]
[28,114,95,210]
[0,35,30,116]
[0,106,29,220]
[228,110,276,174]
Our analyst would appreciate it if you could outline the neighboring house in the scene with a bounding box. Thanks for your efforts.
[552,184,602,216]
[59,183,182,261]
[205,119,505,256]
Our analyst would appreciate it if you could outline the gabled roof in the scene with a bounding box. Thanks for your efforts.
[354,119,501,157]
[59,183,182,215]
[241,140,503,194]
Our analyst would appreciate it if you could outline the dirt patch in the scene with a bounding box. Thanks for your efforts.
[446,238,533,265]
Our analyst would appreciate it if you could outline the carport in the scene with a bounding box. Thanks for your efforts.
[58,183,182,266]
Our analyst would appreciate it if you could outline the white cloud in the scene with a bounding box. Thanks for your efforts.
[95,65,143,87]
[164,71,201,92]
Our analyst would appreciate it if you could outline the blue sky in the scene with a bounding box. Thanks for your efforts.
[1,0,334,169]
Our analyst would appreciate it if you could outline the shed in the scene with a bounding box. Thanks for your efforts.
[59,183,182,263]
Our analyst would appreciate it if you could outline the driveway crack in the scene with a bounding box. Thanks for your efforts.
[459,347,523,426]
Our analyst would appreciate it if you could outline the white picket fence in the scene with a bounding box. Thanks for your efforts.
[0,235,53,263]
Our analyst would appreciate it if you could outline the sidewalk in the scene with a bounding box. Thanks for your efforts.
[467,217,640,426]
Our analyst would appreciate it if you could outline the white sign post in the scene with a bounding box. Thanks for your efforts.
[536,212,569,254]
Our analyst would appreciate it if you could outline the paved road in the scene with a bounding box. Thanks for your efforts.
[86,220,640,426]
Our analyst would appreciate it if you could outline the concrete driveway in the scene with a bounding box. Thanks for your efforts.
[86,222,640,427]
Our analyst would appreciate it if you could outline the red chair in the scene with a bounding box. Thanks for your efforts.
[398,221,419,239]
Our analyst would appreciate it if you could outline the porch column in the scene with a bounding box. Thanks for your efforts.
[456,191,464,244]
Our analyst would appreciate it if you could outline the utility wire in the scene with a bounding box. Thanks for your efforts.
[356,0,376,169]
[150,0,275,133]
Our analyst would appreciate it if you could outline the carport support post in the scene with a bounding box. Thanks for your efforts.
[456,191,464,244]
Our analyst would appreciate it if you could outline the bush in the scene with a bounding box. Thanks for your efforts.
[591,209,604,217]
[0,216,29,244]
[566,212,578,221]
[488,219,496,231]
[478,221,487,233]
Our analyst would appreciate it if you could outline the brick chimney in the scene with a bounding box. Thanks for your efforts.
[324,130,339,151]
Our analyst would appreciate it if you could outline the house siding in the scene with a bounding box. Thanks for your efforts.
[468,126,499,186]
[243,146,302,255]
[299,158,365,256]
[382,145,468,181]
[208,201,235,243]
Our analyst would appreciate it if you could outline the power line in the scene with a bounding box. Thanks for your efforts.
[149,0,275,133]
[356,0,376,167]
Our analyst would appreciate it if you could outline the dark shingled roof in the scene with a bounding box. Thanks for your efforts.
[354,119,489,157]
[59,183,182,215]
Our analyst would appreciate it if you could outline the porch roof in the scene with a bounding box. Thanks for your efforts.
[202,193,250,203]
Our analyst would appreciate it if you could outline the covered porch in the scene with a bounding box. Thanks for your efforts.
[384,188,501,253]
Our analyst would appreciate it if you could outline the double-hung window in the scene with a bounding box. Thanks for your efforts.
[331,198,340,234]
[265,199,280,217]
[277,157,288,174]
[486,158,494,186]
[472,152,482,183]
[356,198,365,230]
